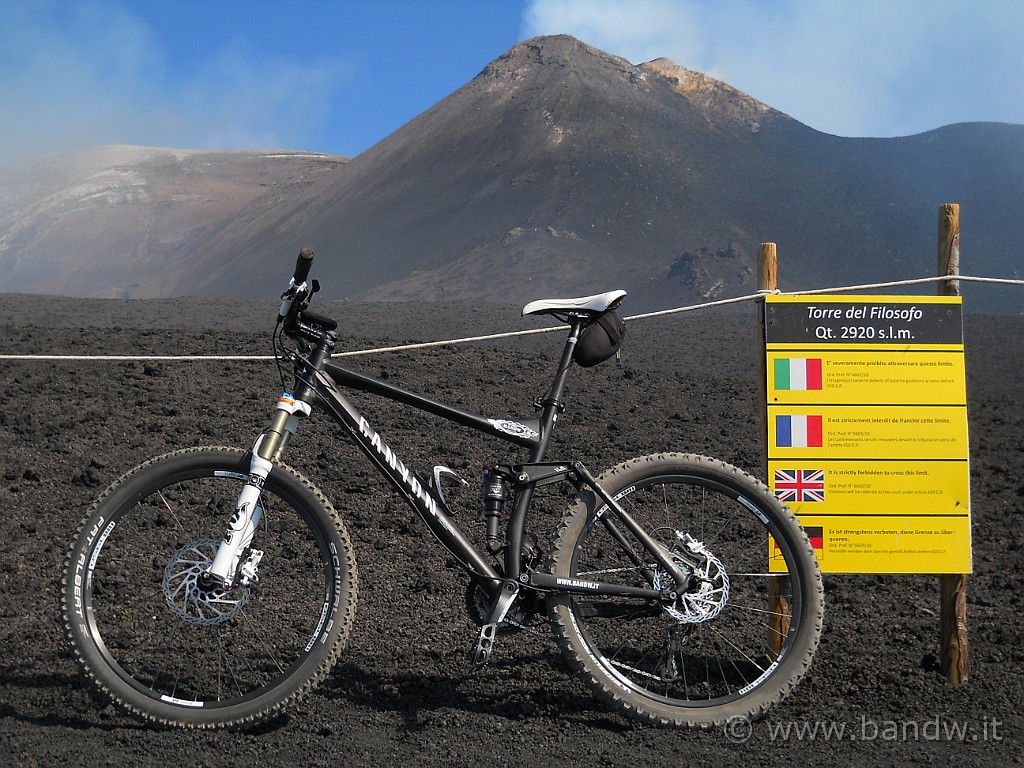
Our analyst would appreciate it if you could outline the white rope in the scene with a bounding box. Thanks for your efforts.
[0,354,277,361]
[623,290,770,321]
[0,325,566,361]
[1,273,1019,362]
[780,273,1024,296]
[332,323,563,356]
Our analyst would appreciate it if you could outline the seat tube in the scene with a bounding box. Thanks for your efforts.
[505,318,585,578]
[531,317,585,462]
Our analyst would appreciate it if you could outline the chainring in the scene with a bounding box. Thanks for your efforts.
[464,582,544,635]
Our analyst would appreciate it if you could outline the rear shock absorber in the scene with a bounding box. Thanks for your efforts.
[482,466,511,556]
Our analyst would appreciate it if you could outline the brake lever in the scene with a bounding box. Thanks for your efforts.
[278,279,321,319]
[278,280,307,319]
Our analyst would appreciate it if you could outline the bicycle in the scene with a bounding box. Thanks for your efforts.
[62,248,823,730]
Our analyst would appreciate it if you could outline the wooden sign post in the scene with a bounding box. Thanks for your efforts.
[938,203,969,685]
[758,243,790,654]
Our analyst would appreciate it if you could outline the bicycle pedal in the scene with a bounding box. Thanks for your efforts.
[471,623,497,666]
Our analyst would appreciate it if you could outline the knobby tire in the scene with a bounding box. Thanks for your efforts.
[62,446,358,729]
[547,452,824,729]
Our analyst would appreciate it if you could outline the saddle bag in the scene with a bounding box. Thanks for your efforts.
[573,309,626,367]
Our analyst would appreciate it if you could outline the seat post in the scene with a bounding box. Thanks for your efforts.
[530,315,587,462]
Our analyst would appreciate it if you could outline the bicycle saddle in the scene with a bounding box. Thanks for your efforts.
[522,289,626,317]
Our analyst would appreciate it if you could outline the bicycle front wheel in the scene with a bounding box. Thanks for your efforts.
[62,446,357,729]
[547,453,823,729]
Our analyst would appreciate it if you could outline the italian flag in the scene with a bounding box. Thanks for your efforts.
[775,414,823,448]
[774,358,823,391]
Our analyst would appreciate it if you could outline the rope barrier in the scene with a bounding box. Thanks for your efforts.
[1,274,1019,362]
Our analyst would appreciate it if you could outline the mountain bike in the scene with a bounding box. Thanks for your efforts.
[62,248,823,730]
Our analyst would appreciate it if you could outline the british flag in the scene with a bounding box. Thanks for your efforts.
[773,469,826,502]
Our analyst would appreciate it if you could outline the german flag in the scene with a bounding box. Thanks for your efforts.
[803,525,824,551]
[771,525,824,560]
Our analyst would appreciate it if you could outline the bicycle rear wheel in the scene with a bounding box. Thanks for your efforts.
[62,446,357,729]
[547,452,823,729]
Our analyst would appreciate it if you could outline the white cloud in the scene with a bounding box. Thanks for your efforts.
[172,42,350,152]
[0,1,350,165]
[522,0,706,63]
[523,0,1024,137]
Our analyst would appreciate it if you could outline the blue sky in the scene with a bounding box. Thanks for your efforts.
[2,0,1022,166]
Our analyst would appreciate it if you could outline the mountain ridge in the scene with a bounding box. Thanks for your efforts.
[1,35,1020,312]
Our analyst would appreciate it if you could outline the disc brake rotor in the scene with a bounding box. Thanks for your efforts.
[655,534,730,624]
[163,538,249,626]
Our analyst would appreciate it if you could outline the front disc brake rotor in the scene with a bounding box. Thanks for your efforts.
[163,538,249,625]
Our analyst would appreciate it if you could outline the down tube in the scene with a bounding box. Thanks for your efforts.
[312,373,502,586]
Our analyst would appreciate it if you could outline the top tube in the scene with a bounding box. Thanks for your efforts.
[322,360,543,451]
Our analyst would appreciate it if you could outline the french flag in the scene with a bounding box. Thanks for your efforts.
[775,415,823,448]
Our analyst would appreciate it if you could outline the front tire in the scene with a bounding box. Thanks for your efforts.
[62,447,358,729]
[547,453,823,729]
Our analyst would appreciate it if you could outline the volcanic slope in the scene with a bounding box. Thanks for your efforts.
[1,36,1022,312]
[0,146,348,298]
[143,35,1024,313]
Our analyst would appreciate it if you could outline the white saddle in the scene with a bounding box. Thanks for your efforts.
[522,290,626,317]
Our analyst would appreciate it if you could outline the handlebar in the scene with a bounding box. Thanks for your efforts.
[277,247,338,342]
[293,246,315,284]
[278,247,316,319]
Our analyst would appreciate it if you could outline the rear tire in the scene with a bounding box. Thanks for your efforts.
[547,453,823,729]
[62,446,357,729]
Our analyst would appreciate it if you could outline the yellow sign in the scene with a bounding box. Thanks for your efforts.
[764,295,971,574]
[767,459,970,516]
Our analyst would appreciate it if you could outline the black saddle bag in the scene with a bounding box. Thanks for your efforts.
[573,309,626,367]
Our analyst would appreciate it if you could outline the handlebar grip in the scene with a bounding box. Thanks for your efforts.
[293,247,315,284]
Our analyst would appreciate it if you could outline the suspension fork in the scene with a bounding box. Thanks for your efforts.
[203,391,312,588]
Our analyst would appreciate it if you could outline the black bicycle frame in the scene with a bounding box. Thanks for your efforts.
[281,319,690,603]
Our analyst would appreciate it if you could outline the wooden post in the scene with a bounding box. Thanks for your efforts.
[758,242,778,294]
[938,203,961,297]
[758,243,789,655]
[937,204,969,684]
